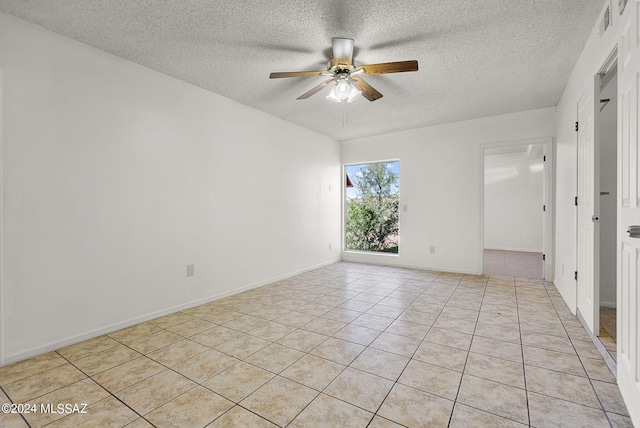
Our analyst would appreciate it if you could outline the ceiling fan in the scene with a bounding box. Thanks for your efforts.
[269,38,418,103]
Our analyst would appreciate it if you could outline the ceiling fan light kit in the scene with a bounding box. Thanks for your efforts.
[326,78,362,103]
[269,37,418,104]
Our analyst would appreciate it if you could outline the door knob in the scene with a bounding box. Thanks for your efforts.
[628,225,640,238]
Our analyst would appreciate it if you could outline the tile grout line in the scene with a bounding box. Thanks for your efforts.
[446,274,488,427]
[444,275,476,427]
[295,270,442,426]
[59,320,285,427]
[0,384,32,428]
[514,277,532,427]
[209,269,409,426]
[320,272,418,426]
[52,350,153,428]
[458,276,534,425]
[363,271,430,426]
[542,281,617,428]
[1,263,630,427]
[261,272,402,427]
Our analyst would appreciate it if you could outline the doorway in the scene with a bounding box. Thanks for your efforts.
[597,63,618,362]
[575,49,618,343]
[483,140,549,280]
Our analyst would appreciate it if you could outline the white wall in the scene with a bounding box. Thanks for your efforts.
[0,13,341,365]
[341,107,555,274]
[554,1,619,313]
[484,150,543,252]
[599,72,617,307]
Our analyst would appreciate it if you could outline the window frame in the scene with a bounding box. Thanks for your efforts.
[343,160,400,255]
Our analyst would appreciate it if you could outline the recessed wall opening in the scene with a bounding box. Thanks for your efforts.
[344,161,399,254]
[597,62,617,362]
[483,143,546,279]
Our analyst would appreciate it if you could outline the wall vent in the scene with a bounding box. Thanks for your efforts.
[599,1,612,38]
[619,0,628,15]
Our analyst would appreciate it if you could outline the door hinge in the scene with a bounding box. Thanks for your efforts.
[575,271,578,281]
[575,196,578,206]
[543,155,546,162]
[543,205,546,212]
[542,254,546,261]
[575,121,579,131]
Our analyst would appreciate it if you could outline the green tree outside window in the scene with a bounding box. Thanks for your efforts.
[345,162,399,253]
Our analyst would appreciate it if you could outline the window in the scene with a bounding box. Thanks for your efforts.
[345,161,399,254]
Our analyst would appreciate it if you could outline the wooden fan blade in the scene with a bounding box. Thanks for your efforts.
[355,60,419,75]
[332,37,354,67]
[269,71,325,78]
[297,79,335,100]
[352,77,383,101]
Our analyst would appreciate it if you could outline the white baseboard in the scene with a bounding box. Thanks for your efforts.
[576,308,617,377]
[600,301,617,308]
[1,258,341,367]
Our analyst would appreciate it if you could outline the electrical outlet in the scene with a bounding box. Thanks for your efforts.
[187,264,194,277]
[402,204,408,212]
[329,243,332,250]
[429,246,436,254]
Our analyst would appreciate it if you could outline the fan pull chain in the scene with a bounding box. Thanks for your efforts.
[342,100,348,127]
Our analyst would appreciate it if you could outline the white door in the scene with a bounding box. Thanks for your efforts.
[617,1,640,422]
[542,143,553,281]
[577,75,600,336]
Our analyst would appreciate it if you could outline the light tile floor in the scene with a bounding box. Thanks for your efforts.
[599,307,617,363]
[0,262,633,427]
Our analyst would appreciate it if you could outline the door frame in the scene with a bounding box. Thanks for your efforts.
[576,73,601,336]
[0,67,4,367]
[575,47,618,337]
[615,0,640,419]
[480,137,554,280]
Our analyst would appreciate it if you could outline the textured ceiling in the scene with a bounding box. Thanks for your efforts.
[0,0,604,141]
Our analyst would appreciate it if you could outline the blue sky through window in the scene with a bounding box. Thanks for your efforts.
[345,161,399,199]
